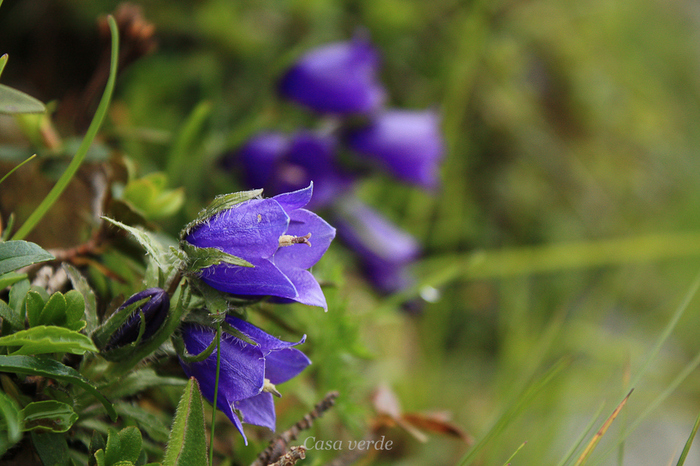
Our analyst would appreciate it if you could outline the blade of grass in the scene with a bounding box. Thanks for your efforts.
[573,390,633,466]
[11,15,119,241]
[456,357,570,466]
[0,54,8,79]
[502,441,527,465]
[676,410,700,466]
[557,402,606,466]
[0,154,35,185]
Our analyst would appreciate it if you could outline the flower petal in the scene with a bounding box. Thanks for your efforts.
[264,347,312,385]
[273,267,328,310]
[234,392,276,431]
[274,209,336,271]
[186,198,289,260]
[226,315,306,352]
[271,184,313,213]
[199,259,298,299]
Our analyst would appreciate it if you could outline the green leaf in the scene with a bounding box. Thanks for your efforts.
[0,53,8,79]
[179,189,263,240]
[0,240,54,275]
[39,292,67,326]
[0,83,46,114]
[0,271,27,290]
[163,378,208,466]
[88,431,106,466]
[116,426,142,464]
[20,400,78,433]
[31,431,69,466]
[104,368,186,399]
[0,355,116,421]
[0,326,97,355]
[0,390,22,447]
[105,428,122,466]
[25,290,46,327]
[115,402,171,443]
[63,263,99,333]
[64,290,86,325]
[9,279,30,312]
[122,172,185,220]
[102,217,170,272]
[0,299,22,330]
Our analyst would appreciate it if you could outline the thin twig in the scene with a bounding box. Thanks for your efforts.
[251,391,339,466]
[267,446,307,466]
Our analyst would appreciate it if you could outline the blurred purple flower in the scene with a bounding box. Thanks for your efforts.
[184,184,336,309]
[346,109,444,189]
[224,131,354,210]
[179,315,310,444]
[279,37,385,115]
[106,288,169,350]
[334,198,420,294]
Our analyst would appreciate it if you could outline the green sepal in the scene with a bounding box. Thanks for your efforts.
[162,378,209,466]
[20,400,78,433]
[179,188,263,240]
[0,326,97,355]
[102,217,172,273]
[0,240,54,275]
[179,242,253,273]
[91,297,150,352]
[0,355,117,421]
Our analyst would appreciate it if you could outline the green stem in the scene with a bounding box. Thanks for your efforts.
[11,15,119,241]
[209,323,222,465]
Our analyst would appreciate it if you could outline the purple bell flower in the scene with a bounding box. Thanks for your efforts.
[184,184,336,310]
[106,288,170,350]
[334,198,420,294]
[229,131,354,210]
[279,36,385,115]
[345,109,444,189]
[179,315,311,445]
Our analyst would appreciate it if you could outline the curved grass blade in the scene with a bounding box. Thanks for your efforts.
[573,390,632,466]
[11,15,119,240]
[0,154,35,185]
[0,355,116,421]
[676,410,700,466]
[556,402,606,466]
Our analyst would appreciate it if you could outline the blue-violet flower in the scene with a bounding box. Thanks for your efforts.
[184,184,336,310]
[106,288,170,350]
[345,109,444,189]
[179,315,311,444]
[279,36,385,115]
[334,198,420,294]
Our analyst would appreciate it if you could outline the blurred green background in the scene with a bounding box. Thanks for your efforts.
[4,0,700,464]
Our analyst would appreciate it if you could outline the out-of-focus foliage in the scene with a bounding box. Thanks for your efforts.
[1,0,700,465]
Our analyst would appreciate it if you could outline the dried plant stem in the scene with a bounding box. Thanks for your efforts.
[267,446,307,466]
[251,391,339,466]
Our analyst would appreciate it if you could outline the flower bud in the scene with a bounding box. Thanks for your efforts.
[106,288,169,350]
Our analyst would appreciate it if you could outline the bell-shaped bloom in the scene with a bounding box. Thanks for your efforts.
[334,198,420,294]
[279,36,385,115]
[184,184,336,310]
[106,288,170,350]
[226,131,354,210]
[179,315,311,444]
[345,109,444,189]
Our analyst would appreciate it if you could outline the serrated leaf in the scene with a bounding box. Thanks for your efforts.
[0,355,116,421]
[0,240,54,275]
[63,263,99,333]
[25,290,45,327]
[103,217,169,271]
[0,83,46,114]
[163,378,208,466]
[0,326,97,355]
[39,292,67,326]
[0,390,22,445]
[20,400,78,432]
[180,189,263,240]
